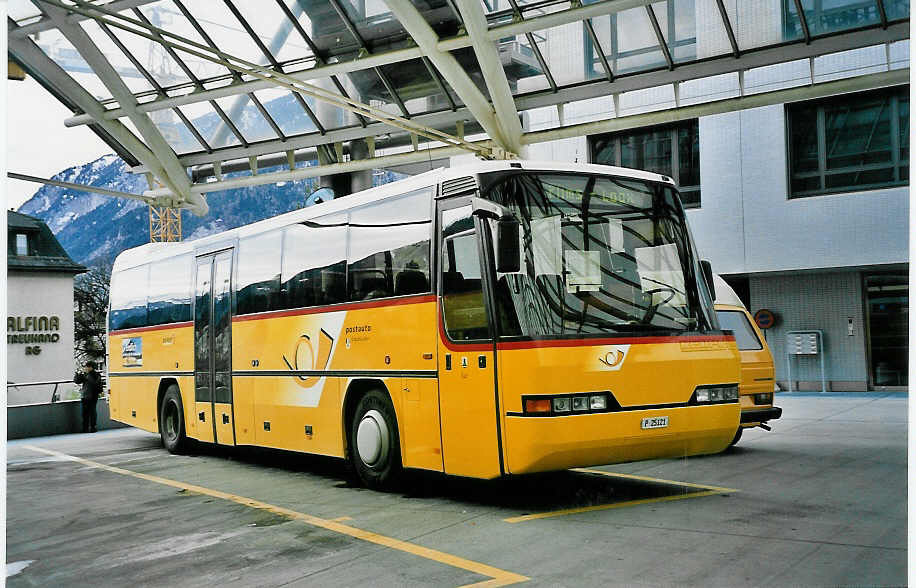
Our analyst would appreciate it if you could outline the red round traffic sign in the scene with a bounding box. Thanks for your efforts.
[753,308,776,330]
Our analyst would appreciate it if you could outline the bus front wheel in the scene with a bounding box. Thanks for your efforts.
[160,385,189,454]
[350,389,402,490]
[729,427,743,447]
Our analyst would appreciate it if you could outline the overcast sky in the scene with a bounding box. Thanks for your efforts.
[6,75,112,210]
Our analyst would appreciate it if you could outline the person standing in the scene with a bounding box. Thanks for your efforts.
[74,361,103,433]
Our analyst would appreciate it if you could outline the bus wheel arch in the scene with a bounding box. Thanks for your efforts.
[158,380,189,454]
[344,380,403,490]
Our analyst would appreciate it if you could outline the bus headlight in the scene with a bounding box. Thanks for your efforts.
[590,394,607,410]
[572,396,589,412]
[692,385,739,404]
[553,397,571,412]
[754,393,773,405]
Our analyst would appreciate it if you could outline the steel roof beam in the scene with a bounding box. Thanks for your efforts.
[273,0,366,128]
[7,29,190,210]
[523,68,908,145]
[52,0,489,157]
[160,22,908,172]
[793,0,812,44]
[876,0,889,29]
[145,142,478,198]
[12,0,156,36]
[384,0,512,151]
[220,0,324,138]
[328,0,411,119]
[714,0,740,58]
[151,67,907,198]
[454,0,524,153]
[95,20,211,153]
[645,4,674,70]
[63,0,658,127]
[506,0,557,92]
[36,2,206,214]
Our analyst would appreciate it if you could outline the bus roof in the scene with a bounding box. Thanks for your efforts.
[113,160,675,273]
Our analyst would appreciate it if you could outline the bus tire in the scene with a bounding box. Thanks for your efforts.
[729,427,743,447]
[160,385,189,454]
[349,389,402,491]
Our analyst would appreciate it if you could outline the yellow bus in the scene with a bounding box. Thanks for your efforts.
[107,161,741,489]
[712,275,782,445]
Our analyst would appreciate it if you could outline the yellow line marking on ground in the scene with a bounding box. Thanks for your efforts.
[572,468,740,494]
[503,490,725,523]
[23,445,527,587]
[330,516,353,522]
[503,468,738,523]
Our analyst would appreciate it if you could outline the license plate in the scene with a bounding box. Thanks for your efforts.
[641,416,669,429]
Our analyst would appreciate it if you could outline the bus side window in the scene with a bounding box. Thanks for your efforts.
[237,231,282,315]
[110,264,150,331]
[281,213,347,309]
[441,206,488,341]
[347,189,432,302]
[147,255,192,325]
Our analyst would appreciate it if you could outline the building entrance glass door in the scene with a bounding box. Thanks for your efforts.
[865,272,908,388]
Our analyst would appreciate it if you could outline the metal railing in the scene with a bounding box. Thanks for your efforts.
[7,379,106,403]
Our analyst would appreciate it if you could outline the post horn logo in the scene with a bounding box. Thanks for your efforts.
[598,346,627,369]
[282,328,334,389]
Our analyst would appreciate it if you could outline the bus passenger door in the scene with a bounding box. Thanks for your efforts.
[194,250,235,446]
[436,203,502,479]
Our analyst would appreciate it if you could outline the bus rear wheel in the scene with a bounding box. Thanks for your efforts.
[160,385,189,454]
[350,389,402,491]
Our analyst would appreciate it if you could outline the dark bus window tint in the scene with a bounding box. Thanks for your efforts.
[237,231,282,315]
[110,265,149,331]
[715,309,763,351]
[441,206,489,341]
[147,255,192,325]
[281,213,347,309]
[347,189,432,301]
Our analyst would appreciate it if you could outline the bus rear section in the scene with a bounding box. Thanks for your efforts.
[713,275,782,443]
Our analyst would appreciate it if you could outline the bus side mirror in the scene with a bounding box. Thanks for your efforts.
[496,219,520,274]
[700,260,715,300]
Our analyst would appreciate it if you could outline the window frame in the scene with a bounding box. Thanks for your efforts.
[15,233,28,256]
[786,86,909,199]
[589,119,701,208]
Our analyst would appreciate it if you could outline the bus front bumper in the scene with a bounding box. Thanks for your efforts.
[504,403,739,475]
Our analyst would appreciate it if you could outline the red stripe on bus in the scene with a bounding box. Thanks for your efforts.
[436,308,735,352]
[495,334,735,350]
[109,321,193,336]
[438,315,492,352]
[231,294,437,322]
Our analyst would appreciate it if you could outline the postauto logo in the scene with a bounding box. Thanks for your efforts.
[598,345,630,370]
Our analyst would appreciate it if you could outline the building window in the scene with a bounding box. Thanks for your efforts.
[787,86,909,198]
[590,120,701,208]
[782,0,887,40]
[584,2,697,78]
[15,233,28,256]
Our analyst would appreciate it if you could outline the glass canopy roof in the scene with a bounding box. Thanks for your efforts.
[6,0,910,208]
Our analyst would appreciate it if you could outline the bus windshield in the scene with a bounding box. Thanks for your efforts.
[481,171,712,336]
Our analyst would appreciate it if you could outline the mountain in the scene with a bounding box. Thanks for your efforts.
[18,154,405,266]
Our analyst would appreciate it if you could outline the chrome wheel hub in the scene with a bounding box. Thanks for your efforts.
[356,409,389,468]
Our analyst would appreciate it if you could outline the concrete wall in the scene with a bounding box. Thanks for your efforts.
[7,271,78,405]
[7,399,127,440]
[750,271,869,390]
[688,105,910,275]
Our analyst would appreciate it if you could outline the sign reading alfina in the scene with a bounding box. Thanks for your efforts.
[8,315,61,355]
